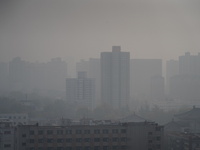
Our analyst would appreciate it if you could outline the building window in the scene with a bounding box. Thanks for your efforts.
[94,146,100,150]
[57,147,64,150]
[112,129,118,134]
[103,146,109,150]
[148,132,152,135]
[148,140,152,143]
[84,146,91,150]
[76,146,82,150]
[47,139,54,143]
[38,139,44,143]
[76,130,82,134]
[121,137,127,142]
[22,143,26,146]
[29,148,35,150]
[156,127,161,131]
[66,130,72,134]
[156,136,161,141]
[94,129,100,134]
[57,139,64,143]
[103,138,109,142]
[22,134,26,137]
[47,147,54,150]
[102,129,109,134]
[66,138,72,143]
[84,130,90,134]
[156,144,161,149]
[84,138,91,142]
[121,145,127,150]
[112,137,118,142]
[4,144,11,148]
[66,147,72,150]
[4,131,11,134]
[121,129,126,134]
[112,146,119,150]
[47,130,53,135]
[30,139,35,143]
[57,130,63,135]
[76,138,82,142]
[30,130,34,135]
[38,130,44,135]
[94,138,100,142]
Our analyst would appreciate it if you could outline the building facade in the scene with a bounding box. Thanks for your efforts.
[76,58,101,107]
[130,59,163,101]
[0,119,15,150]
[101,46,130,109]
[66,72,95,110]
[15,122,163,150]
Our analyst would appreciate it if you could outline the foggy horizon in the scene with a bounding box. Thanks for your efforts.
[1,0,200,63]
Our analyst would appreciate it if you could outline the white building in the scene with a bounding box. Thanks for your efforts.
[101,46,130,109]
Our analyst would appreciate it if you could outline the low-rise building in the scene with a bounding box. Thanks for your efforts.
[166,132,200,150]
[0,119,15,150]
[15,122,163,150]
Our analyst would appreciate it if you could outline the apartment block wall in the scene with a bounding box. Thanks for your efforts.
[15,122,163,150]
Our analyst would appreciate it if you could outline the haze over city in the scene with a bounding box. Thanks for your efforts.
[1,0,200,63]
[1,1,200,150]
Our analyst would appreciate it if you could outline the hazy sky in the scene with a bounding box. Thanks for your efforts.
[1,0,200,62]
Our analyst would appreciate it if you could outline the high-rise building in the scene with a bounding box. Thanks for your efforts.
[166,59,179,95]
[8,57,31,92]
[76,58,101,107]
[101,46,130,109]
[169,53,200,101]
[130,59,163,101]
[66,72,95,110]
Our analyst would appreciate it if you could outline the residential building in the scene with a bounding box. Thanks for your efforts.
[66,72,95,110]
[0,119,15,150]
[76,58,101,107]
[130,59,163,101]
[166,60,179,95]
[101,46,130,109]
[165,132,200,150]
[15,122,163,150]
[169,53,200,101]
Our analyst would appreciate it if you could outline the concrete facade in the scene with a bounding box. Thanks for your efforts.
[15,122,163,150]
[101,46,130,109]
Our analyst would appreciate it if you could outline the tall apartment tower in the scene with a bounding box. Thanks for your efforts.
[66,71,95,110]
[101,46,130,109]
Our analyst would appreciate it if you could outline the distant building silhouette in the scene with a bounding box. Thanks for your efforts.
[66,71,95,110]
[8,57,31,92]
[130,59,164,101]
[169,53,200,101]
[101,46,130,109]
[166,59,179,95]
[76,58,101,107]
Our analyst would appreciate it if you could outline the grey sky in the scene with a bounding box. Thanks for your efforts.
[0,0,200,62]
